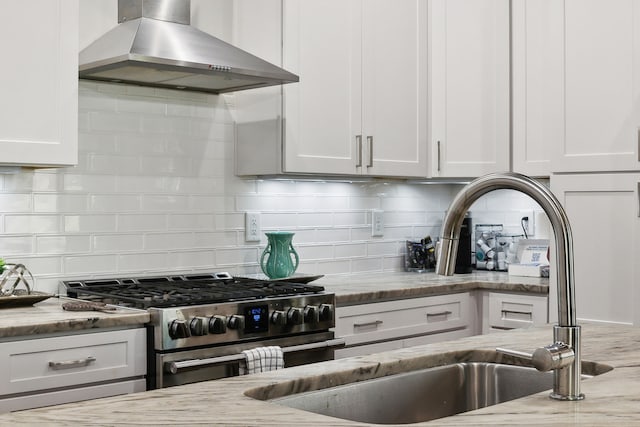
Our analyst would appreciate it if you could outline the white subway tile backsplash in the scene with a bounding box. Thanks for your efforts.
[64,254,118,275]
[0,235,34,255]
[92,234,143,252]
[0,194,32,212]
[34,194,88,213]
[216,247,259,266]
[117,214,167,232]
[64,174,117,193]
[117,97,167,115]
[90,194,141,213]
[18,256,63,276]
[141,195,190,212]
[65,215,117,233]
[367,241,401,256]
[169,214,216,231]
[32,172,62,193]
[170,250,217,269]
[0,81,542,289]
[84,154,140,175]
[89,111,140,133]
[351,257,384,273]
[5,215,61,234]
[36,235,91,254]
[334,243,367,259]
[312,228,351,243]
[77,132,117,155]
[118,252,170,272]
[296,245,335,261]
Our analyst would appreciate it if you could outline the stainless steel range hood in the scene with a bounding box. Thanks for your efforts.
[79,0,298,94]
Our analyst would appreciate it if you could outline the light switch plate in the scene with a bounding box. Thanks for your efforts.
[372,210,384,237]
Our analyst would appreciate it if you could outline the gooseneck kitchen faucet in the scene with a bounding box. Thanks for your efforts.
[436,172,584,401]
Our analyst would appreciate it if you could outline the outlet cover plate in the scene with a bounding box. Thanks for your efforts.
[372,210,384,237]
[245,212,261,242]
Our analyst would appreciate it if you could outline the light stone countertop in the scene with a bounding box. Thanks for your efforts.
[0,295,149,338]
[0,322,637,426]
[315,271,549,305]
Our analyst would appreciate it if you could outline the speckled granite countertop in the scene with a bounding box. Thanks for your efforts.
[314,271,549,306]
[0,296,149,338]
[1,322,637,426]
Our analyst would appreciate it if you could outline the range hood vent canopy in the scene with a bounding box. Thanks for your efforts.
[79,0,298,94]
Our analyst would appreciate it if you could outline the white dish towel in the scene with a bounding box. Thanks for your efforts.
[240,346,284,375]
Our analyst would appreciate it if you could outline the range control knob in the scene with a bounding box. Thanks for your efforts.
[303,305,319,324]
[227,314,245,330]
[270,310,287,326]
[189,317,208,336]
[318,303,334,322]
[168,319,191,339]
[208,315,227,334]
[287,307,303,325]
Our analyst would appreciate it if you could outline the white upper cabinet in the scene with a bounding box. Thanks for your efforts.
[235,0,428,178]
[428,0,510,178]
[283,0,428,177]
[0,0,78,167]
[553,0,640,173]
[511,0,563,177]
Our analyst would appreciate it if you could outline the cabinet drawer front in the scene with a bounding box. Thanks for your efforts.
[0,379,146,413]
[335,293,471,346]
[0,329,146,396]
[488,292,547,330]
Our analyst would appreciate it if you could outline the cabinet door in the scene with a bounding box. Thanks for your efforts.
[511,0,563,177]
[429,0,510,178]
[282,0,363,175]
[551,173,640,325]
[361,0,428,177]
[553,0,640,172]
[0,0,78,167]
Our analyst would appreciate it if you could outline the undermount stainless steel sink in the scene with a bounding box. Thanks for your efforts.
[265,361,611,425]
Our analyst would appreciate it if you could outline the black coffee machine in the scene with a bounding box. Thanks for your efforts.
[455,214,473,274]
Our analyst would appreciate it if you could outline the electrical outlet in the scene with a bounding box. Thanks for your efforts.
[521,210,535,236]
[245,212,261,242]
[372,210,384,237]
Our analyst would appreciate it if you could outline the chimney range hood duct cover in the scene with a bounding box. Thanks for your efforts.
[79,0,299,94]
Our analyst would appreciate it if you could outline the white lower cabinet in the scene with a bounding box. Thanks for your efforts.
[334,290,549,357]
[334,293,476,358]
[0,328,146,413]
[480,291,548,334]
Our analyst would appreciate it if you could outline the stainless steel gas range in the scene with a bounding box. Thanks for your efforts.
[63,272,342,389]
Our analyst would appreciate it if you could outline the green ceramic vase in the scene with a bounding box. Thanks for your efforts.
[260,232,299,279]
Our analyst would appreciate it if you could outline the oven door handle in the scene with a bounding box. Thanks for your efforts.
[164,338,346,374]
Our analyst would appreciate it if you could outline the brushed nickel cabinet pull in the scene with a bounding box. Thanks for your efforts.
[437,140,441,172]
[353,320,383,328]
[426,310,452,318]
[501,309,533,317]
[49,356,96,370]
[366,136,373,167]
[356,135,363,167]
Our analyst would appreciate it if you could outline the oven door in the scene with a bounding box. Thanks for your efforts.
[149,331,344,389]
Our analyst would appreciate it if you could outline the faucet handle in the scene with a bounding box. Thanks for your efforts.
[496,347,533,361]
[497,342,575,372]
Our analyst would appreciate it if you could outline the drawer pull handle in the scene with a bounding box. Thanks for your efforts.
[501,310,533,317]
[353,320,383,328]
[426,310,452,318]
[49,356,96,370]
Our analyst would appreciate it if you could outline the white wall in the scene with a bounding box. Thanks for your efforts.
[0,82,450,294]
[0,81,545,295]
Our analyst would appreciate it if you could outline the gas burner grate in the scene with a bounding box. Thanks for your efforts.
[64,276,325,309]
